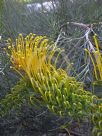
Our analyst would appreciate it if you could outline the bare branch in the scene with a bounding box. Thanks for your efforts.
[60,22,102,30]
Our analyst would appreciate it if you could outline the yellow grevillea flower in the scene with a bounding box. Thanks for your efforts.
[93,34,102,80]
[7,33,66,90]
[4,33,101,134]
[7,33,48,70]
[7,33,94,115]
[85,34,102,81]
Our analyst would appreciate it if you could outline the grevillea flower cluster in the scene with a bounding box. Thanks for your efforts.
[3,33,102,135]
[85,34,102,81]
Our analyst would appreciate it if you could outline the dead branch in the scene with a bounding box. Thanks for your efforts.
[60,22,102,30]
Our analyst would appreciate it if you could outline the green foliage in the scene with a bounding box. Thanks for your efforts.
[0,77,32,117]
[0,0,3,33]
[3,0,58,39]
[92,101,102,136]
[2,0,102,40]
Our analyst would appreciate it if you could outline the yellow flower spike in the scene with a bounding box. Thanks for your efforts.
[78,102,82,108]
[59,111,63,116]
[51,83,55,92]
[18,65,22,68]
[56,96,61,105]
[93,34,100,52]
[8,46,11,49]
[98,121,102,129]
[63,95,66,101]
[64,101,67,108]
[64,101,70,110]
[40,39,49,47]
[43,36,46,38]
[57,89,62,98]
[54,48,64,68]
[46,80,51,91]
[97,132,102,136]
[51,105,56,113]
[66,101,70,108]
[44,91,49,102]
[38,90,46,102]
[99,104,102,112]
[84,48,98,80]
[63,88,69,97]
[49,92,53,103]
[86,33,102,81]
[47,46,56,64]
